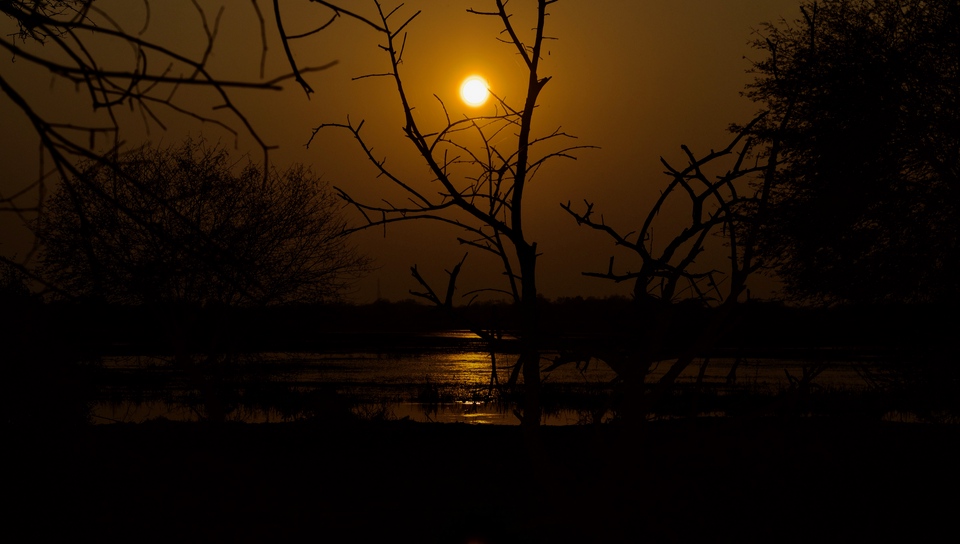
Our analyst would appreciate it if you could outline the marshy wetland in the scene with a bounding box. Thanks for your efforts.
[5,300,959,543]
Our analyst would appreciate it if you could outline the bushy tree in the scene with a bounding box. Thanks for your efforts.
[33,138,369,307]
[1,1,333,252]
[746,0,960,304]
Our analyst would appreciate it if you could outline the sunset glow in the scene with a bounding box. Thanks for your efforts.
[459,75,490,107]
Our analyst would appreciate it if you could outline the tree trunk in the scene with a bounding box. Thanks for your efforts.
[517,242,541,429]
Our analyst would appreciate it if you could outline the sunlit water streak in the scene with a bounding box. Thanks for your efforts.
[91,341,875,425]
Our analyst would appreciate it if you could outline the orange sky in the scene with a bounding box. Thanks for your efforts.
[1,0,801,303]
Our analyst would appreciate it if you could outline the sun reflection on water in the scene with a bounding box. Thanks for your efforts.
[92,348,875,425]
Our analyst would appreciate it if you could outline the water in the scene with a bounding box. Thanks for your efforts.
[93,348,616,425]
[90,333,875,425]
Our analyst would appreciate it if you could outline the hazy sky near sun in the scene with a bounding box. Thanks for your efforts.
[1,0,802,303]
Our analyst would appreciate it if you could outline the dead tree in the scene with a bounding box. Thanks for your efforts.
[562,114,778,422]
[298,0,593,428]
[1,1,335,273]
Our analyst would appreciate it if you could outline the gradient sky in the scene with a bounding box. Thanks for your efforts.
[1,0,802,303]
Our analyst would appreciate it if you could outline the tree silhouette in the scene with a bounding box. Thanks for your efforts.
[1,1,334,273]
[33,138,369,308]
[745,0,960,304]
[563,115,778,422]
[293,0,593,428]
[31,137,370,422]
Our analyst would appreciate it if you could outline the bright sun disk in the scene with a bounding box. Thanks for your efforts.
[460,75,490,107]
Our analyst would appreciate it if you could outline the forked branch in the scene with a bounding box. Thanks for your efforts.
[563,114,770,304]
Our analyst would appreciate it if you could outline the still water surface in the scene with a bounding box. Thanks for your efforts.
[92,334,872,425]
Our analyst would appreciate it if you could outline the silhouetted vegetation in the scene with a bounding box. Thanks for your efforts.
[2,1,955,429]
[745,0,960,304]
[301,0,594,428]
[562,116,779,424]
[1,258,94,430]
[33,138,369,307]
[22,138,368,422]
[4,3,960,541]
[0,0,331,220]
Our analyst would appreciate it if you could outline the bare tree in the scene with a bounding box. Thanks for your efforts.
[562,115,778,422]
[281,0,593,428]
[1,1,335,269]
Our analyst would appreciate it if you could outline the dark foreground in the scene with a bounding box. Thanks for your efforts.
[8,418,959,543]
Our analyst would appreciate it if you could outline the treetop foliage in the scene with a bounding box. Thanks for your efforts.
[746,0,960,304]
[34,138,370,307]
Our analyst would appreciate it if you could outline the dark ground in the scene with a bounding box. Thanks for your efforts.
[4,298,959,542]
[8,417,959,543]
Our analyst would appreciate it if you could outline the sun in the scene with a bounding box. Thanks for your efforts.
[459,75,490,107]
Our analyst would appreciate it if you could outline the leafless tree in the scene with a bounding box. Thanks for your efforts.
[278,0,594,428]
[562,114,779,422]
[1,0,335,270]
